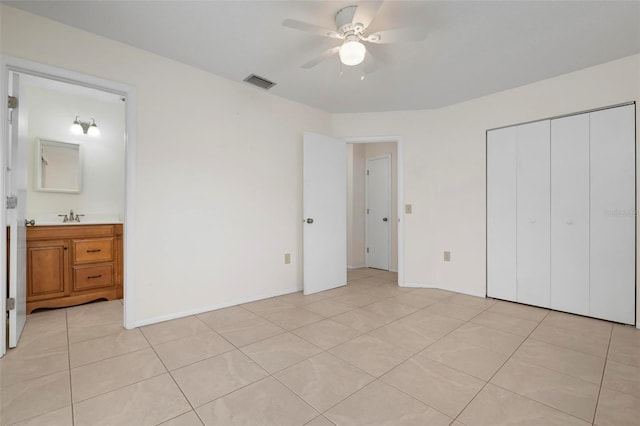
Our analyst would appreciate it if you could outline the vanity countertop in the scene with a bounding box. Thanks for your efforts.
[30,213,122,226]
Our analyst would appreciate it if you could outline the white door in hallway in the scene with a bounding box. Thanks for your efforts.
[365,156,391,270]
[303,132,347,295]
[6,71,27,348]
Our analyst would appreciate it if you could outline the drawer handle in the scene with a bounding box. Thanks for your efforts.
[87,275,102,279]
[86,249,101,253]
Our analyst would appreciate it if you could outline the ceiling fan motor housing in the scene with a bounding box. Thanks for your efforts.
[336,6,364,36]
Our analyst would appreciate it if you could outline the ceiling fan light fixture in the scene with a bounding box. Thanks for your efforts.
[339,40,365,66]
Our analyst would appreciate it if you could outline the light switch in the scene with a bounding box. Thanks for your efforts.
[405,204,412,214]
[284,253,291,264]
[444,251,451,262]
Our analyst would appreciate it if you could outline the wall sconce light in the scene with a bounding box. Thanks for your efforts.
[70,116,100,137]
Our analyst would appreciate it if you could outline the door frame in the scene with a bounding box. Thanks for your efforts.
[346,136,404,286]
[0,55,138,356]
[365,154,392,271]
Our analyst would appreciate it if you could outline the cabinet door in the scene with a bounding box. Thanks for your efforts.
[517,120,551,308]
[27,239,69,301]
[590,105,635,325]
[550,114,590,316]
[487,126,517,301]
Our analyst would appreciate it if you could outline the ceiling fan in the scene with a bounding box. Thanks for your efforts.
[282,1,427,72]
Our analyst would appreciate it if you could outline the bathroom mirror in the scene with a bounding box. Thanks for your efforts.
[36,139,82,193]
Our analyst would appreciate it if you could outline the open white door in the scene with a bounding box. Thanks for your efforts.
[365,156,391,270]
[303,132,347,295]
[7,72,27,348]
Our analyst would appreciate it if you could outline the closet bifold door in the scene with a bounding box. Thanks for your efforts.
[550,114,590,316]
[487,127,517,301]
[590,105,635,325]
[516,120,551,308]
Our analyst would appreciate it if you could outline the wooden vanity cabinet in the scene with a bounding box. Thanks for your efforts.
[26,224,123,313]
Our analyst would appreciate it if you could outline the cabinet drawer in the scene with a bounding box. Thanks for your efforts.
[73,264,114,291]
[73,238,114,264]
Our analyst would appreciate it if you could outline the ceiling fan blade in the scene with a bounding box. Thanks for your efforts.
[352,0,383,29]
[301,46,340,69]
[365,27,428,44]
[282,19,342,39]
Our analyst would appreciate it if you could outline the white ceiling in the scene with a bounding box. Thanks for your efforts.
[5,0,640,113]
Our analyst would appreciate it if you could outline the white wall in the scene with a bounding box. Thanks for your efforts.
[24,83,125,220]
[1,5,332,324]
[347,143,365,268]
[333,54,640,324]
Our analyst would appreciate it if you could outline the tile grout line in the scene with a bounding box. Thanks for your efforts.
[591,323,614,425]
[450,309,552,423]
[65,307,76,426]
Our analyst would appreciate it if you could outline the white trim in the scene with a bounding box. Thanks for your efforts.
[345,136,404,286]
[403,282,488,299]
[0,56,138,351]
[347,264,366,269]
[133,286,301,328]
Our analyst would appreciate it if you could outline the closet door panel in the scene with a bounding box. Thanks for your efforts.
[590,105,635,325]
[550,114,590,316]
[487,127,517,301]
[517,120,551,308]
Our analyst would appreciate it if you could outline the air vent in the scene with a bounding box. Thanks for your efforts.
[243,74,276,90]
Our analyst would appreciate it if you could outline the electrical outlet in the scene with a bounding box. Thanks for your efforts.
[405,204,412,214]
[444,251,451,262]
[284,253,291,264]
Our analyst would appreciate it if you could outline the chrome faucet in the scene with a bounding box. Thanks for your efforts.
[69,209,75,222]
[58,209,84,223]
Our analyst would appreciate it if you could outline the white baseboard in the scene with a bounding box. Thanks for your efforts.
[347,264,366,269]
[402,282,486,298]
[389,268,398,273]
[133,286,301,328]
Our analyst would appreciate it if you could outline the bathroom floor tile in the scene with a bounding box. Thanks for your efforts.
[153,329,234,370]
[0,345,69,387]
[420,334,509,381]
[330,335,412,377]
[69,329,149,368]
[275,352,374,412]
[72,374,190,426]
[302,298,354,317]
[196,306,258,330]
[381,355,484,418]
[215,316,285,347]
[241,332,322,373]
[602,359,640,398]
[368,320,436,353]
[241,297,297,316]
[196,377,318,426]
[0,371,71,425]
[159,410,204,426]
[594,387,640,426]
[514,338,605,384]
[140,315,211,345]
[470,310,539,337]
[292,319,361,350]
[10,406,73,426]
[529,322,610,357]
[458,383,589,426]
[398,311,465,340]
[491,358,599,421]
[387,292,440,309]
[424,300,488,321]
[325,380,451,426]
[331,308,392,333]
[71,347,166,403]
[262,307,325,330]
[330,292,382,308]
[359,300,417,321]
[171,349,268,408]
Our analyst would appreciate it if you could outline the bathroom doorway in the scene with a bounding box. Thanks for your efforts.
[1,56,136,356]
[346,137,402,287]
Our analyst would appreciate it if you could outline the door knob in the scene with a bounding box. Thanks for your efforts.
[306,218,314,224]
[25,219,35,226]
[382,217,388,222]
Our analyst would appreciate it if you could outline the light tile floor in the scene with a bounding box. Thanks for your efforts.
[1,268,640,425]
